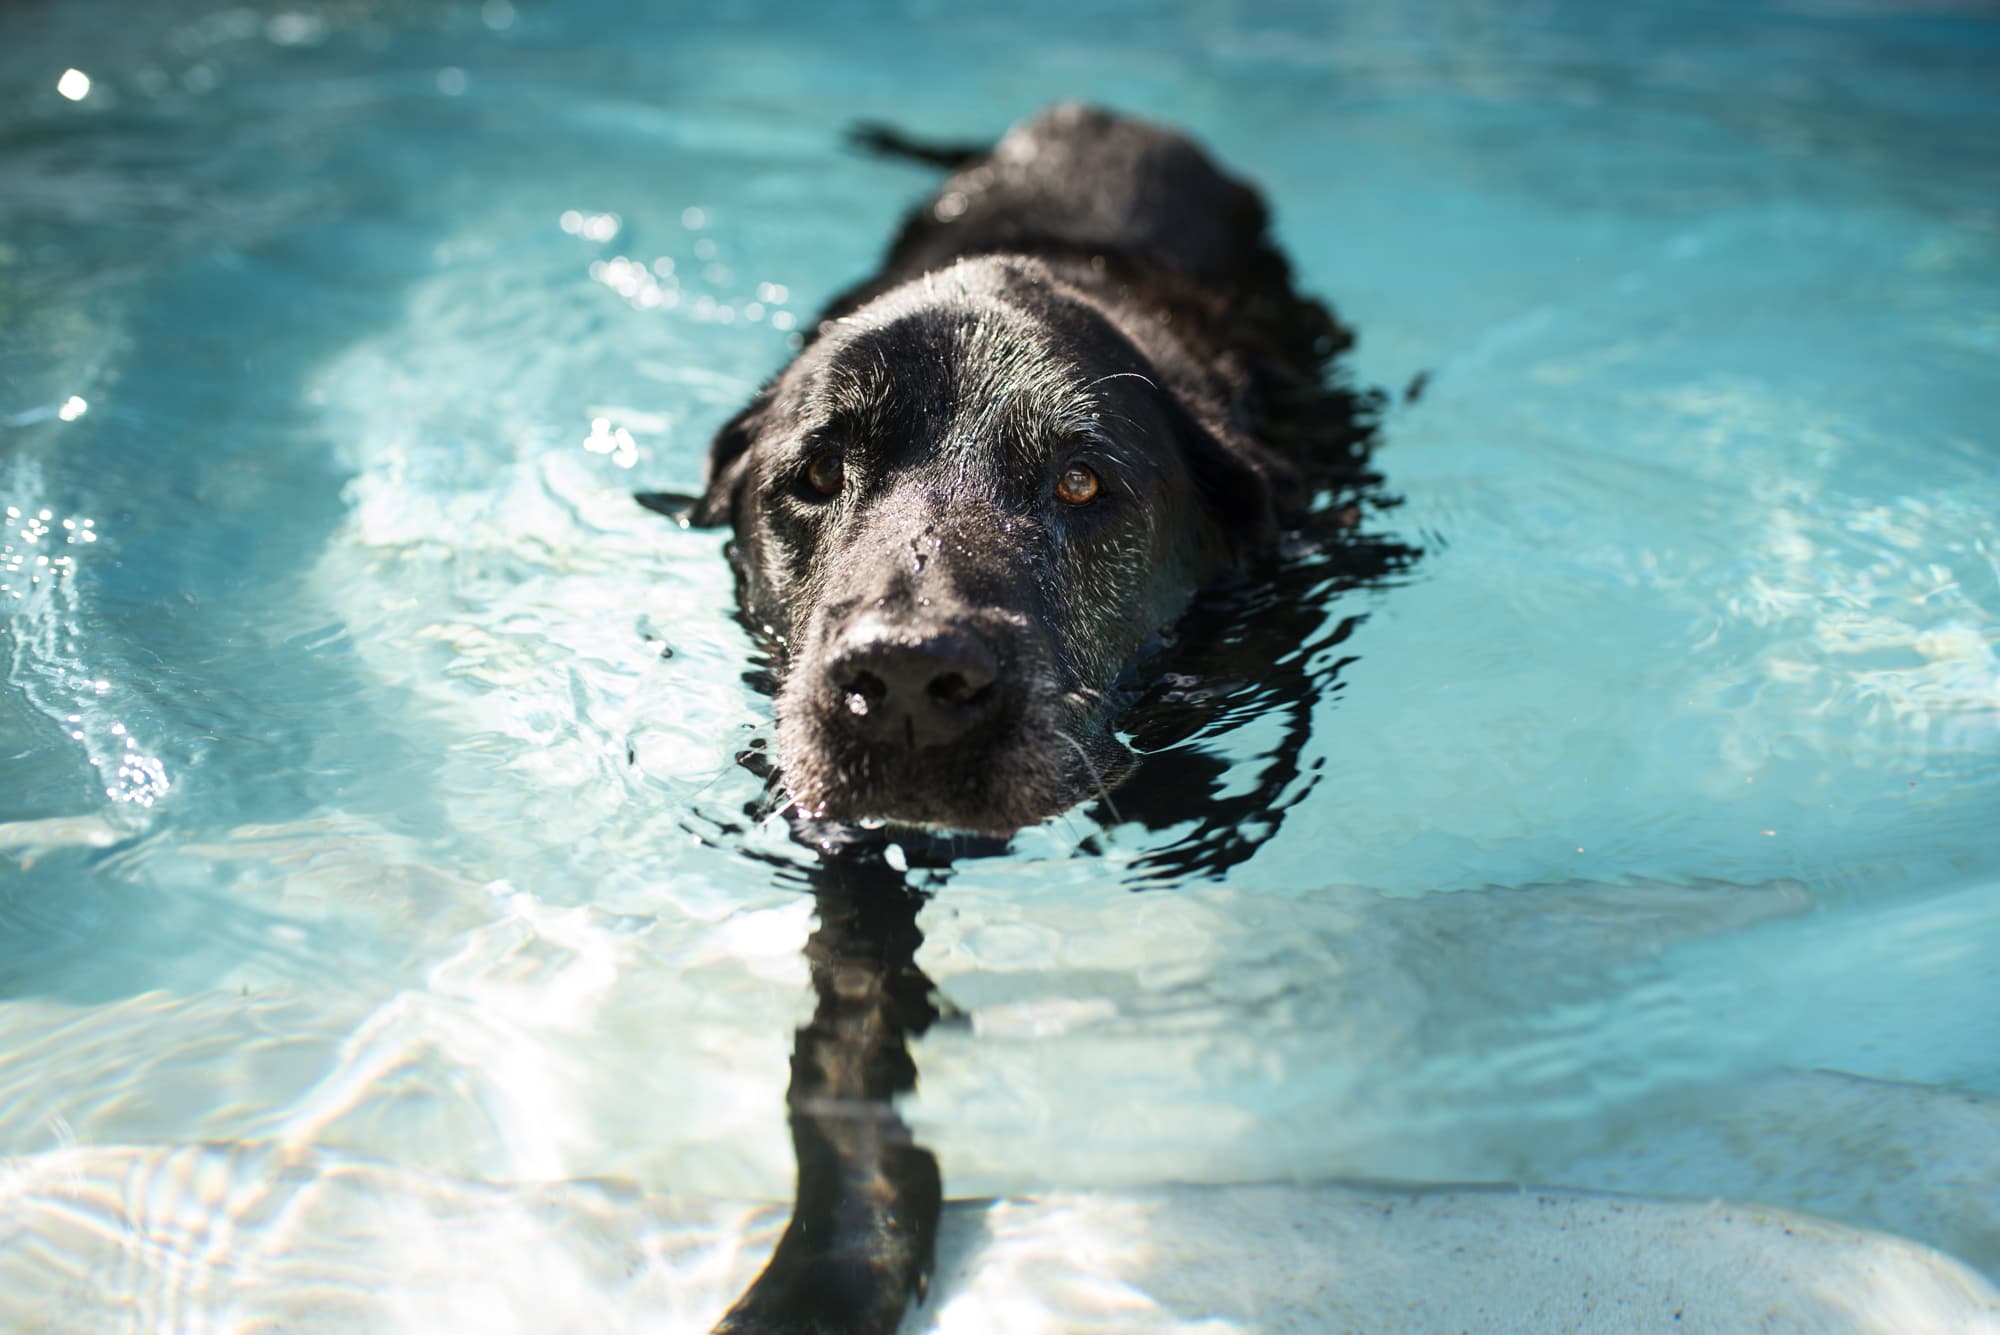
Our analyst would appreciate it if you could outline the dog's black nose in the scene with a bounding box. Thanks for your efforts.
[825,626,1001,750]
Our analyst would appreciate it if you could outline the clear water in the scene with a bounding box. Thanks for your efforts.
[3,0,1997,1323]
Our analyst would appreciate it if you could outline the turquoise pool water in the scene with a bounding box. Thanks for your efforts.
[3,0,1997,1326]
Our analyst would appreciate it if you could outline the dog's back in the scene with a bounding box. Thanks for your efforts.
[853,102,1274,296]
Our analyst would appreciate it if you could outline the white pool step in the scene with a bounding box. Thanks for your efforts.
[0,1143,1993,1333]
[921,1182,2000,1335]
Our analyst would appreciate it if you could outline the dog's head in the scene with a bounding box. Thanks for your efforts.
[692,256,1294,836]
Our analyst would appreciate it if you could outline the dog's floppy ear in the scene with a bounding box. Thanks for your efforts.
[633,490,700,525]
[688,389,774,528]
[1168,400,1301,561]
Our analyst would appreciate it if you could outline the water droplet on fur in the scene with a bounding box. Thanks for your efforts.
[846,692,871,716]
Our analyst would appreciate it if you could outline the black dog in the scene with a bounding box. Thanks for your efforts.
[652,104,1391,1335]
[681,102,1376,839]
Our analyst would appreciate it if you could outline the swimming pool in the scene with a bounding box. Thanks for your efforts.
[3,0,1997,1329]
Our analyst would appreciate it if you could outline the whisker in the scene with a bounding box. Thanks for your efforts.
[1056,805,1091,849]
[1056,728,1122,826]
[1084,371,1158,393]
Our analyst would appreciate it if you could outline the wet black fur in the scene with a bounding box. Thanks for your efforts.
[687,103,1379,840]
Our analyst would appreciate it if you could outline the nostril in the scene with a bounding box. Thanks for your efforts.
[840,670,888,717]
[927,672,992,709]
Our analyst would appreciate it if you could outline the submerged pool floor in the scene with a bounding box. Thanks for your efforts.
[3,0,1998,1328]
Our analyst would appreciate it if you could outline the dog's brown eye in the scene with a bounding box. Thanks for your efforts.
[805,450,844,497]
[1055,462,1101,506]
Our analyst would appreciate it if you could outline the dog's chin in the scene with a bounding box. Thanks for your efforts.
[801,787,1054,840]
[774,706,1129,840]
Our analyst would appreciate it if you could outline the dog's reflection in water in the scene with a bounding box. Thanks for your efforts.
[710,845,942,1334]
